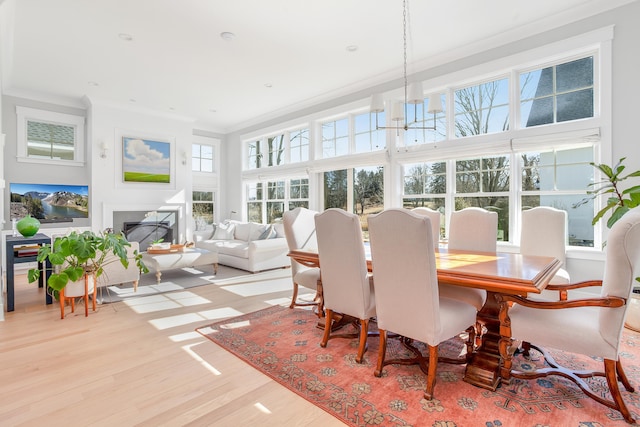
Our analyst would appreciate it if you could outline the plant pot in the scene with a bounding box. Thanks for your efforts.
[63,274,96,298]
[625,291,640,332]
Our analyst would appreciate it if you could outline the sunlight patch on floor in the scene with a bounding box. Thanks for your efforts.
[182,342,221,375]
[149,312,206,330]
[169,331,203,342]
[198,307,244,320]
[124,291,211,313]
[223,277,292,297]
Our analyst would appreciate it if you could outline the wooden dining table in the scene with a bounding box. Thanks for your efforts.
[287,247,561,391]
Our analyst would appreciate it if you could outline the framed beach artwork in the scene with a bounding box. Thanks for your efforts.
[122,136,171,183]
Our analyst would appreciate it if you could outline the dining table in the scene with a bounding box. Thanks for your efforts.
[287,247,562,391]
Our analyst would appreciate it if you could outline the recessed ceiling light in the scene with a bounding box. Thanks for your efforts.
[220,32,235,41]
[129,98,136,103]
[264,83,273,88]
[119,33,133,41]
[346,45,358,52]
[169,107,175,111]
[88,81,99,86]
[209,109,217,113]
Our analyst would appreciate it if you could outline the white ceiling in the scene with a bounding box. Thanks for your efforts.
[1,0,635,133]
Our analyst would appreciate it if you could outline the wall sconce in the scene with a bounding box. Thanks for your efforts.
[181,150,187,165]
[99,142,108,159]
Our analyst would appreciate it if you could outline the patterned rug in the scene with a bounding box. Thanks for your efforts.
[196,305,640,426]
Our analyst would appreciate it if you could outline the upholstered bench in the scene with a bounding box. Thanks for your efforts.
[141,247,219,283]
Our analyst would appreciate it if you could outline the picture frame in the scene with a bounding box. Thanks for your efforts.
[122,136,171,184]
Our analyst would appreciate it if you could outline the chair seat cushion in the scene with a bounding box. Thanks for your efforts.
[438,283,486,310]
[294,267,320,289]
[509,304,619,360]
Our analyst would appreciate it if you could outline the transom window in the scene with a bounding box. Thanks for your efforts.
[454,78,510,137]
[16,106,85,165]
[321,118,349,158]
[520,56,594,128]
[290,129,310,163]
[354,112,386,152]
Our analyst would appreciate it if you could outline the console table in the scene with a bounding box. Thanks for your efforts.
[5,233,53,312]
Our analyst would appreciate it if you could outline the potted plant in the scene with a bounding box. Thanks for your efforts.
[28,230,147,304]
[574,157,640,329]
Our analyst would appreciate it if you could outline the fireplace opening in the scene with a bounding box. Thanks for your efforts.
[123,221,174,251]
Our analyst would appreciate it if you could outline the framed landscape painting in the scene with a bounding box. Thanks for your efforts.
[122,136,171,183]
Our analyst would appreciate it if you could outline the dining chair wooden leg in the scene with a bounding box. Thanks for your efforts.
[424,345,438,400]
[355,318,369,364]
[320,309,334,348]
[616,360,634,392]
[374,329,388,377]
[289,282,300,309]
[59,290,65,319]
[605,359,635,424]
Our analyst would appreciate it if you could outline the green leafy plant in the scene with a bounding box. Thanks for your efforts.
[574,157,640,229]
[27,230,148,297]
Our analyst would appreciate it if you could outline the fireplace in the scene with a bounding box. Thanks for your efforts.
[123,221,173,251]
[112,209,179,251]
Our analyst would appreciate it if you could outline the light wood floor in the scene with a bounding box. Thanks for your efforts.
[0,269,346,426]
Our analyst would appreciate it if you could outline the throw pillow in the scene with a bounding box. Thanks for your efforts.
[273,223,285,238]
[212,221,235,240]
[234,222,252,241]
[257,225,276,240]
[249,223,268,241]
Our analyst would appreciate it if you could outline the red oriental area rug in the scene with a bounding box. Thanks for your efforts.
[196,305,640,426]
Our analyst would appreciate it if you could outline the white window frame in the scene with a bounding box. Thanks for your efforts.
[16,106,85,166]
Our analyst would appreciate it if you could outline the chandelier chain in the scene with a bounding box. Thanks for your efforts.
[403,0,408,125]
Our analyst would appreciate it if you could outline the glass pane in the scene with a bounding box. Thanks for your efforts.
[201,159,213,173]
[266,202,284,223]
[247,203,262,223]
[289,201,309,210]
[192,203,213,225]
[557,89,593,122]
[192,144,201,157]
[201,145,213,159]
[324,170,348,210]
[193,191,213,202]
[521,97,553,128]
[402,198,446,240]
[27,121,75,160]
[556,57,593,92]
[556,163,594,190]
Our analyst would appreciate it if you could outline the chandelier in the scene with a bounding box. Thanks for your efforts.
[370,0,443,132]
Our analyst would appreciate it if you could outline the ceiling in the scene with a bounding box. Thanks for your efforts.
[1,0,635,133]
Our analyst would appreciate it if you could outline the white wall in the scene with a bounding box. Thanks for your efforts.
[88,100,194,243]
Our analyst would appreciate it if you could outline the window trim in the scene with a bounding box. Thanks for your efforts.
[16,106,85,166]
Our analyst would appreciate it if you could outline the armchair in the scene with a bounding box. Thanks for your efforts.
[498,207,640,424]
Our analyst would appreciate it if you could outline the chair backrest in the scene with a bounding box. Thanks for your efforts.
[520,206,567,265]
[599,207,640,343]
[283,207,318,275]
[368,208,441,344]
[314,209,374,319]
[411,207,441,247]
[448,207,498,253]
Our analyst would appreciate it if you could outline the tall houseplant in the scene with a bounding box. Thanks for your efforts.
[28,230,147,299]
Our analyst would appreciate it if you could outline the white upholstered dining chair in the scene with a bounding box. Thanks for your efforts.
[282,207,322,313]
[498,207,640,424]
[411,207,441,246]
[441,207,498,311]
[315,208,376,364]
[368,208,477,400]
[520,206,571,300]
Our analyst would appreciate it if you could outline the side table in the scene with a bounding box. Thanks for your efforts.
[5,233,53,312]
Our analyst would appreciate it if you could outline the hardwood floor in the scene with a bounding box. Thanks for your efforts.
[0,269,345,426]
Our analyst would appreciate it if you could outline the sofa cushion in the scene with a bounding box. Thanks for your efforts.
[212,221,235,240]
[216,240,249,258]
[234,222,252,241]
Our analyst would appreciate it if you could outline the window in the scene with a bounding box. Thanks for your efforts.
[520,56,594,128]
[520,147,594,246]
[455,155,510,241]
[354,112,386,152]
[246,178,309,223]
[454,78,510,137]
[192,191,215,229]
[192,144,214,172]
[16,106,85,165]
[321,118,349,158]
[290,128,310,163]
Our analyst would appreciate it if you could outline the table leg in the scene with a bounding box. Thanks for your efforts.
[213,263,218,274]
[155,271,162,283]
[463,291,502,391]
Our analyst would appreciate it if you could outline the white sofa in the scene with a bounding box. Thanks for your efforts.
[193,220,290,273]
